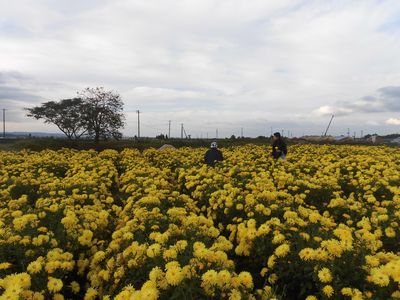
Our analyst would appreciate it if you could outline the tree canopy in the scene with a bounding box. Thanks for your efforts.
[79,87,125,142]
[26,98,87,139]
[26,87,125,142]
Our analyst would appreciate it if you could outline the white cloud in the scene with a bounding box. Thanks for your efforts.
[313,105,353,117]
[386,118,400,125]
[2,0,400,136]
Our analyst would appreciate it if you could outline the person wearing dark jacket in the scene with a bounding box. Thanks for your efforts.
[272,132,287,160]
[204,142,223,167]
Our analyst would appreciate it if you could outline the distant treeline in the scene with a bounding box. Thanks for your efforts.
[1,136,395,152]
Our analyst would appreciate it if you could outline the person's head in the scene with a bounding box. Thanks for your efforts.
[273,132,281,140]
[210,141,218,149]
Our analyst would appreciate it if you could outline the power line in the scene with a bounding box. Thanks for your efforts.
[141,122,163,131]
[138,115,169,126]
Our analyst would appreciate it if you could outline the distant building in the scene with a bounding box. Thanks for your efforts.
[301,135,335,142]
[371,134,378,144]
[390,137,400,144]
[334,135,351,142]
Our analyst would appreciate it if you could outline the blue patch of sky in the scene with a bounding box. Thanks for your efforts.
[379,18,400,34]
[0,21,32,37]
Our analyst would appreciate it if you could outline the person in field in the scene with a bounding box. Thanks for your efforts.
[204,142,223,167]
[272,132,287,160]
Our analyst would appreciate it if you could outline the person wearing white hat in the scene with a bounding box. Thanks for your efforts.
[204,141,223,167]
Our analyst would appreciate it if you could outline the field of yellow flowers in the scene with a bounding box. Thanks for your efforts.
[0,145,399,300]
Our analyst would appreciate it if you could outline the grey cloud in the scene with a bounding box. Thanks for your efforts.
[0,71,31,84]
[359,86,400,112]
[2,108,27,122]
[0,86,41,102]
[376,86,400,111]
[3,1,400,136]
[378,86,400,97]
[315,85,400,117]
[0,71,50,125]
[361,95,377,102]
[341,100,383,114]
[0,71,42,103]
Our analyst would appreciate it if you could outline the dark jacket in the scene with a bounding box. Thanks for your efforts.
[204,148,223,167]
[272,138,287,159]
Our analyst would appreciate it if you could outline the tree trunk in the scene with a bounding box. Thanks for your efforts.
[95,132,100,144]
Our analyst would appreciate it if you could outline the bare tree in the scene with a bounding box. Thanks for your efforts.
[79,87,125,142]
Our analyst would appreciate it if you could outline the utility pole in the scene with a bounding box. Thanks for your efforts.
[136,110,140,138]
[181,123,184,139]
[216,129,218,139]
[241,127,243,138]
[2,109,5,138]
[168,120,171,139]
[206,132,208,139]
[361,130,363,138]
[270,127,273,137]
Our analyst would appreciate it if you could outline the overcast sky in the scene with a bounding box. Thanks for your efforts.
[1,0,400,138]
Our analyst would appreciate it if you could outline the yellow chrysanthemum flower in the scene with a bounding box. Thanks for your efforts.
[318,268,332,283]
[47,277,63,293]
[322,285,334,298]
